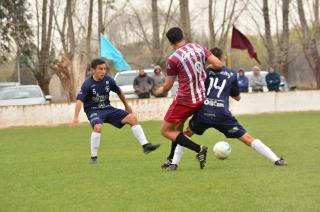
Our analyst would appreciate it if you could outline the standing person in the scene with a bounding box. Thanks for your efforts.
[133,67,154,98]
[266,65,280,92]
[237,68,249,93]
[151,65,167,97]
[167,48,287,171]
[251,66,264,92]
[71,59,160,164]
[155,27,222,169]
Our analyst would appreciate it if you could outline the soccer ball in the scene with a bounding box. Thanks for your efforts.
[213,141,232,160]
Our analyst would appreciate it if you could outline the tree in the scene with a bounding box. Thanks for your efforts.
[208,0,248,49]
[152,0,161,64]
[263,0,276,65]
[179,0,192,42]
[0,0,33,63]
[296,0,320,88]
[278,0,290,78]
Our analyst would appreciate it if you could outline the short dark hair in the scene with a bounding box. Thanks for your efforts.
[210,47,223,60]
[166,27,184,44]
[91,58,106,69]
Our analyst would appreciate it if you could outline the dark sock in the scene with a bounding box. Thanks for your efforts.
[175,133,201,153]
[167,141,177,160]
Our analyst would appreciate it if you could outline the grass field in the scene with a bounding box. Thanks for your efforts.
[1,111,320,211]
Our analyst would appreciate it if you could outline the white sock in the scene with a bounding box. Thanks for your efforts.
[172,145,185,165]
[91,132,101,157]
[251,139,280,162]
[131,125,148,146]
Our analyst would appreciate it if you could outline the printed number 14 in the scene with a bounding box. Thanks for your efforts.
[207,77,226,98]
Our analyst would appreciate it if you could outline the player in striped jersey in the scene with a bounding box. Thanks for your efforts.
[155,27,223,169]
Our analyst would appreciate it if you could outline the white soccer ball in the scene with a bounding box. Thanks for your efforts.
[213,141,232,159]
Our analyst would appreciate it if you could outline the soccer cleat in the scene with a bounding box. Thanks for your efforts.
[161,158,172,169]
[90,156,99,164]
[275,157,287,166]
[196,146,208,169]
[143,143,161,154]
[165,164,178,171]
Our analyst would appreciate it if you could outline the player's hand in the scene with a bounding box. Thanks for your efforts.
[125,105,133,113]
[70,117,79,127]
[154,86,164,96]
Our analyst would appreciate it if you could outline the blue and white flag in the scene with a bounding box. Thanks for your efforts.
[100,34,131,71]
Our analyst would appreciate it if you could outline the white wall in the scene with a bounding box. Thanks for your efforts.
[1,90,320,128]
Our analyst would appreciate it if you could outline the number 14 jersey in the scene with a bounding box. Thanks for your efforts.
[195,66,240,124]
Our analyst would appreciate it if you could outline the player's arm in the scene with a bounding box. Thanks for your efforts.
[230,72,241,101]
[231,95,241,101]
[155,77,175,95]
[71,100,83,127]
[118,91,133,113]
[207,54,223,69]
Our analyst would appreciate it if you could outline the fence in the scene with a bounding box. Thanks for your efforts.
[1,90,320,128]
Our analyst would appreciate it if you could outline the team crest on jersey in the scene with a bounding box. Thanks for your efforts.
[106,81,109,85]
[105,86,110,92]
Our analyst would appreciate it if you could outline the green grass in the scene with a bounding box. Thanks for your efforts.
[1,111,320,211]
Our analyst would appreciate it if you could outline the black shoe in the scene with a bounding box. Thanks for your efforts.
[275,157,287,166]
[143,143,161,154]
[90,156,98,164]
[161,158,172,169]
[196,146,208,169]
[165,164,178,171]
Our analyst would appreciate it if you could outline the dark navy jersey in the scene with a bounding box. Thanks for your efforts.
[76,75,121,112]
[195,66,239,123]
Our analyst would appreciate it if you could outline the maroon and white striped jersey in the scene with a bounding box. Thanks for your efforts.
[166,43,212,105]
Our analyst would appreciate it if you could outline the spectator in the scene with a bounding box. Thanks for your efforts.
[237,68,249,93]
[266,65,280,92]
[133,67,153,98]
[251,66,264,92]
[151,65,167,97]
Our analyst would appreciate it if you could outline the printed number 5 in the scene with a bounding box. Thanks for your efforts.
[207,77,226,98]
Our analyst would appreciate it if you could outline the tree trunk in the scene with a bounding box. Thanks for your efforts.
[38,0,55,95]
[297,0,320,89]
[152,0,161,64]
[263,0,276,65]
[208,0,216,47]
[278,0,290,78]
[98,0,103,37]
[179,0,192,42]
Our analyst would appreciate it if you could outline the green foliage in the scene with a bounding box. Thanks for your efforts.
[0,0,33,63]
[1,111,320,211]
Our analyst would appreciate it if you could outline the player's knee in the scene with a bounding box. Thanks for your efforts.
[125,114,138,126]
[93,124,103,133]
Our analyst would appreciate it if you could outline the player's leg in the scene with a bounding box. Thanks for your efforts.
[238,133,287,166]
[166,116,209,170]
[90,124,102,163]
[161,121,184,169]
[121,113,160,154]
[169,126,195,168]
[86,111,105,163]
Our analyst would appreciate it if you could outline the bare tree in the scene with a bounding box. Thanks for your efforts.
[179,0,192,42]
[208,0,248,49]
[263,0,276,65]
[296,0,320,88]
[152,0,161,64]
[32,0,55,94]
[278,0,290,78]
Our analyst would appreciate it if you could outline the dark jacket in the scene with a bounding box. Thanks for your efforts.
[238,76,249,93]
[266,72,280,91]
[133,74,153,97]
